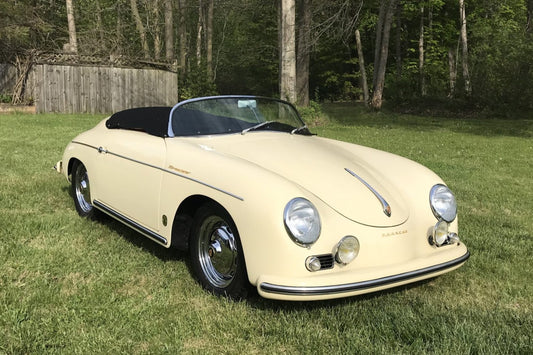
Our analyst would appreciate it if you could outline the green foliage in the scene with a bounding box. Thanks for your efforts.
[469,0,533,112]
[214,2,279,96]
[1,0,532,114]
[297,100,330,126]
[0,94,12,103]
[180,64,218,100]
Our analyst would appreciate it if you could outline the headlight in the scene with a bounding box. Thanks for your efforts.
[429,184,457,222]
[335,236,360,264]
[284,198,321,247]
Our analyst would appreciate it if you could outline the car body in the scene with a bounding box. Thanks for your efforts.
[55,95,469,301]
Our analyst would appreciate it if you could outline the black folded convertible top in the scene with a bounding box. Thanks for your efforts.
[106,106,172,137]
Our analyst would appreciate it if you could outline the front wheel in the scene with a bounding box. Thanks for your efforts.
[190,202,248,299]
[71,161,95,218]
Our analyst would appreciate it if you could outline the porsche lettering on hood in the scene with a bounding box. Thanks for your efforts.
[194,134,410,227]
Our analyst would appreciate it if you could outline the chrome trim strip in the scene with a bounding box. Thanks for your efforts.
[71,141,244,201]
[345,168,392,217]
[260,251,470,296]
[93,200,168,245]
[72,140,98,150]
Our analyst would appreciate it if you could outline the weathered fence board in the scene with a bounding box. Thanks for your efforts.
[29,64,178,113]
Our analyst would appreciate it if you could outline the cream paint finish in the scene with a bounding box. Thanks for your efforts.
[60,119,468,300]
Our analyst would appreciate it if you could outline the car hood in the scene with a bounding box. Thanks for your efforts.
[191,133,411,227]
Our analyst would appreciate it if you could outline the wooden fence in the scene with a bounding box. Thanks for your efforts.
[29,64,178,113]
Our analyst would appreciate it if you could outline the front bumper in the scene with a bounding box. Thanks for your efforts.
[258,249,469,301]
[54,160,63,174]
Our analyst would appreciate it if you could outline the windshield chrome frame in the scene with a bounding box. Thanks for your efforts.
[167,95,304,138]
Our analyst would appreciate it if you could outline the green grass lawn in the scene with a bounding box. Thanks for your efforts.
[1,106,532,353]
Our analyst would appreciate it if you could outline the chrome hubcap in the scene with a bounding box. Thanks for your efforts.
[198,216,238,288]
[75,165,92,213]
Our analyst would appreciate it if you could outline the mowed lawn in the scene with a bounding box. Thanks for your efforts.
[0,106,531,353]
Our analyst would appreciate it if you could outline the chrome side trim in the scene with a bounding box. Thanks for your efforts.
[72,140,98,150]
[260,251,470,296]
[345,168,392,217]
[70,141,244,201]
[93,200,168,245]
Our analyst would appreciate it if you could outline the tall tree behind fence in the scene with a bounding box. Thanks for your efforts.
[30,64,178,113]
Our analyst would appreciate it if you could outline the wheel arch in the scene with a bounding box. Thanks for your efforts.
[67,157,81,180]
[170,195,237,251]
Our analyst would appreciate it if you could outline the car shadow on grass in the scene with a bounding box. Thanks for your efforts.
[77,207,436,308]
[74,203,437,308]
[245,278,436,310]
[64,184,187,263]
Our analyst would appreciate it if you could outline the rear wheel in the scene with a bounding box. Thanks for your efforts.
[71,161,95,218]
[190,202,248,299]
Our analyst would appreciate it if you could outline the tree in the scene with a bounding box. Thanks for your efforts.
[164,0,174,60]
[296,0,312,106]
[355,29,369,105]
[196,0,203,66]
[206,0,214,78]
[178,0,187,76]
[459,0,471,96]
[371,0,397,109]
[419,5,426,96]
[280,0,296,102]
[65,0,78,54]
[130,0,150,58]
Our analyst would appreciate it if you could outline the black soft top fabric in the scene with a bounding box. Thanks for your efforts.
[106,107,172,137]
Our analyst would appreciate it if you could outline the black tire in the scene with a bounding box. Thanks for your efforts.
[190,202,248,299]
[71,161,95,219]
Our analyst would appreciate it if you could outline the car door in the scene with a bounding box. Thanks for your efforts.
[93,129,166,232]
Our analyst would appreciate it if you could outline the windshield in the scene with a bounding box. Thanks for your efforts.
[169,96,309,137]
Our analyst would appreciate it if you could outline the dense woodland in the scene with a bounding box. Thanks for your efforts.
[1,0,532,113]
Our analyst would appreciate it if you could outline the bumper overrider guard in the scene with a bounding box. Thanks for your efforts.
[260,250,470,296]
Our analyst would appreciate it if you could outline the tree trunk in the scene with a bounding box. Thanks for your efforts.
[280,0,296,103]
[395,1,402,80]
[296,0,311,106]
[373,0,388,89]
[355,29,369,105]
[130,0,150,58]
[96,1,104,45]
[153,0,162,60]
[448,47,457,97]
[527,0,532,34]
[178,0,187,75]
[371,0,397,110]
[419,5,426,96]
[196,0,203,66]
[164,0,174,61]
[206,0,214,78]
[459,0,471,96]
[65,0,78,54]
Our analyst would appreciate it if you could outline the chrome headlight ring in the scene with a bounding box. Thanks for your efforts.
[429,184,457,223]
[284,198,321,247]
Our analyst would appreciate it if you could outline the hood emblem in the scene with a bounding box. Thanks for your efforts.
[345,168,392,217]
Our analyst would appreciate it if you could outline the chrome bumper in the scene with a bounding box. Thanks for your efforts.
[260,250,470,297]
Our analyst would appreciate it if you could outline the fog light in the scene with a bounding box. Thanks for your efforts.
[335,236,360,265]
[448,232,460,245]
[432,221,449,247]
[305,256,322,272]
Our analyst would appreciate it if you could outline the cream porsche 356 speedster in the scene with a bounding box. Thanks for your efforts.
[55,95,469,301]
